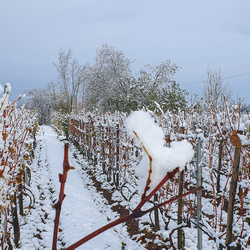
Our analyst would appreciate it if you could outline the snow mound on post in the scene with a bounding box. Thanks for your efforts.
[5,83,12,92]
[0,84,3,95]
[125,110,194,192]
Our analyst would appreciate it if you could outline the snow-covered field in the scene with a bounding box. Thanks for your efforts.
[17,126,145,250]
[15,124,249,249]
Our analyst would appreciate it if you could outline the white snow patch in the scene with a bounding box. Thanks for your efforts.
[125,111,194,192]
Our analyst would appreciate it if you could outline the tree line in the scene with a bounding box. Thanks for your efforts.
[25,44,233,124]
[25,44,187,123]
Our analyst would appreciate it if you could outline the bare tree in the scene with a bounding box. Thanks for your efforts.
[25,88,54,124]
[203,66,232,110]
[53,49,86,113]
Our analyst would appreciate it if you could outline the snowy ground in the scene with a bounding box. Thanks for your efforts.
[17,126,145,250]
[15,125,244,250]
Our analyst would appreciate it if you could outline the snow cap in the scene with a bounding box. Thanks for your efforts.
[125,110,194,192]
[5,83,11,93]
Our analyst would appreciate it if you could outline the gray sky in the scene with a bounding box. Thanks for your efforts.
[1,0,250,103]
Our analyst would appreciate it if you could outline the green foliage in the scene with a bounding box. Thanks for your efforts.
[96,81,188,113]
[61,117,69,139]
[160,83,188,113]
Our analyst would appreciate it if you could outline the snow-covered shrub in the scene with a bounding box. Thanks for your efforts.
[0,83,38,249]
[55,99,250,248]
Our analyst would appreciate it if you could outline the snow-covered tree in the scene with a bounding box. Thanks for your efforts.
[85,44,133,111]
[135,62,186,112]
[25,88,54,124]
[84,44,187,113]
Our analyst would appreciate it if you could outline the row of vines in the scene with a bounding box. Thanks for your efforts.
[53,101,250,248]
[0,84,38,249]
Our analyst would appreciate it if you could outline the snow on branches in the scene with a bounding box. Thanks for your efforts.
[0,83,38,249]
[55,99,250,248]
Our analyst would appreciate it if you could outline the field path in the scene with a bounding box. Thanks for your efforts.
[18,126,144,250]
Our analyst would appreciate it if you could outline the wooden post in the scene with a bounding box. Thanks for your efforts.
[216,140,223,194]
[196,138,202,250]
[13,192,20,247]
[225,146,241,247]
[177,170,184,249]
[154,193,160,231]
[18,184,24,216]
[115,124,120,188]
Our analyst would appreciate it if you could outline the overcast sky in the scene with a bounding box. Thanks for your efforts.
[1,0,250,103]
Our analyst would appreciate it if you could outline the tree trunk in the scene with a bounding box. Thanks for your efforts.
[225,146,241,247]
